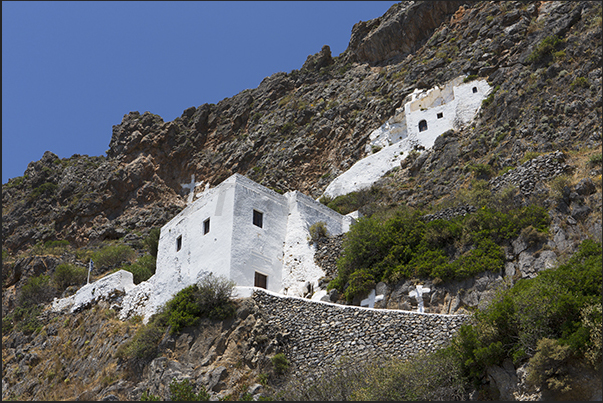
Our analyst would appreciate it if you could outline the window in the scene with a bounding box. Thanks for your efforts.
[472,86,478,93]
[176,235,182,251]
[418,119,428,132]
[437,112,443,119]
[253,209,263,228]
[203,218,210,235]
[254,272,267,289]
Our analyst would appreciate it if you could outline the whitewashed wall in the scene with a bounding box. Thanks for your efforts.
[404,77,490,148]
[282,191,355,296]
[151,177,237,313]
[230,174,288,293]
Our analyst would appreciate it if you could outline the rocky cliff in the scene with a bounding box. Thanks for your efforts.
[2,1,602,401]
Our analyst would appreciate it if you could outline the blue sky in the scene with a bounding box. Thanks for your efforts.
[2,1,398,184]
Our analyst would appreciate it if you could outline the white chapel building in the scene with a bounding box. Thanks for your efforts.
[152,173,354,303]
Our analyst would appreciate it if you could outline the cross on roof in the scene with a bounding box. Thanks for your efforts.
[181,174,203,204]
[409,284,431,313]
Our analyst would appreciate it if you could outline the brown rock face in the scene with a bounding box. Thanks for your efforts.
[346,1,465,64]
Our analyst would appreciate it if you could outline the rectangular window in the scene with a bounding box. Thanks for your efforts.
[437,112,443,119]
[176,235,182,251]
[203,218,210,235]
[253,209,263,228]
[254,272,267,289]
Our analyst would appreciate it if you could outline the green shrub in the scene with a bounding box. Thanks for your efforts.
[44,239,70,255]
[527,35,564,64]
[446,239,602,386]
[283,351,467,401]
[19,274,55,306]
[588,153,602,166]
[3,274,55,335]
[271,353,290,375]
[280,121,296,134]
[332,204,549,302]
[570,76,589,90]
[115,312,168,362]
[308,221,328,244]
[122,255,156,284]
[140,390,161,401]
[169,378,210,401]
[468,163,493,178]
[91,243,136,269]
[464,74,478,83]
[27,182,57,201]
[144,228,161,258]
[581,302,602,370]
[2,304,43,335]
[53,263,87,290]
[165,274,236,333]
[549,174,571,199]
[325,186,385,215]
[481,85,500,108]
[526,338,572,393]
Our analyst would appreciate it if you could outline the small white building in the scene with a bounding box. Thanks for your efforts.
[366,75,492,152]
[323,76,491,199]
[152,173,354,301]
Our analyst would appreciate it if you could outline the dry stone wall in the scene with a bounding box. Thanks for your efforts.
[251,289,470,376]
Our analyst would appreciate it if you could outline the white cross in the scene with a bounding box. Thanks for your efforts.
[360,289,385,308]
[181,174,203,204]
[409,284,431,313]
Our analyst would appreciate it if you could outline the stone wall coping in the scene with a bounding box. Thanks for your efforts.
[242,286,470,318]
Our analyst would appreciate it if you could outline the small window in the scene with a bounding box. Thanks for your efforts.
[472,86,478,93]
[437,112,443,119]
[203,218,210,235]
[418,119,428,132]
[254,271,267,289]
[253,210,263,228]
[176,235,182,251]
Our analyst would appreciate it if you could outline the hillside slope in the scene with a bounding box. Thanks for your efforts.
[2,1,601,401]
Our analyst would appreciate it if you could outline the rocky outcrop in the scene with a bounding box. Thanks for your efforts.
[346,1,465,65]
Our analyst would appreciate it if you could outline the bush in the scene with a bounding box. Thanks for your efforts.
[581,302,602,370]
[325,186,385,215]
[308,221,328,244]
[53,263,87,290]
[271,353,290,375]
[144,228,161,258]
[140,390,161,401]
[2,304,43,335]
[169,378,210,401]
[165,274,237,333]
[122,255,156,284]
[588,153,602,166]
[27,182,57,201]
[526,338,572,393]
[332,203,549,302]
[446,239,602,386]
[91,243,136,269]
[468,163,493,178]
[19,274,55,306]
[115,311,168,365]
[282,351,467,401]
[570,76,590,90]
[44,239,70,255]
[527,35,564,64]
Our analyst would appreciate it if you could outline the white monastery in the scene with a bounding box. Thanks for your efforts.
[52,75,490,321]
[322,75,491,199]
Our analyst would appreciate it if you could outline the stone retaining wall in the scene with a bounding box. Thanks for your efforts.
[251,289,470,376]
